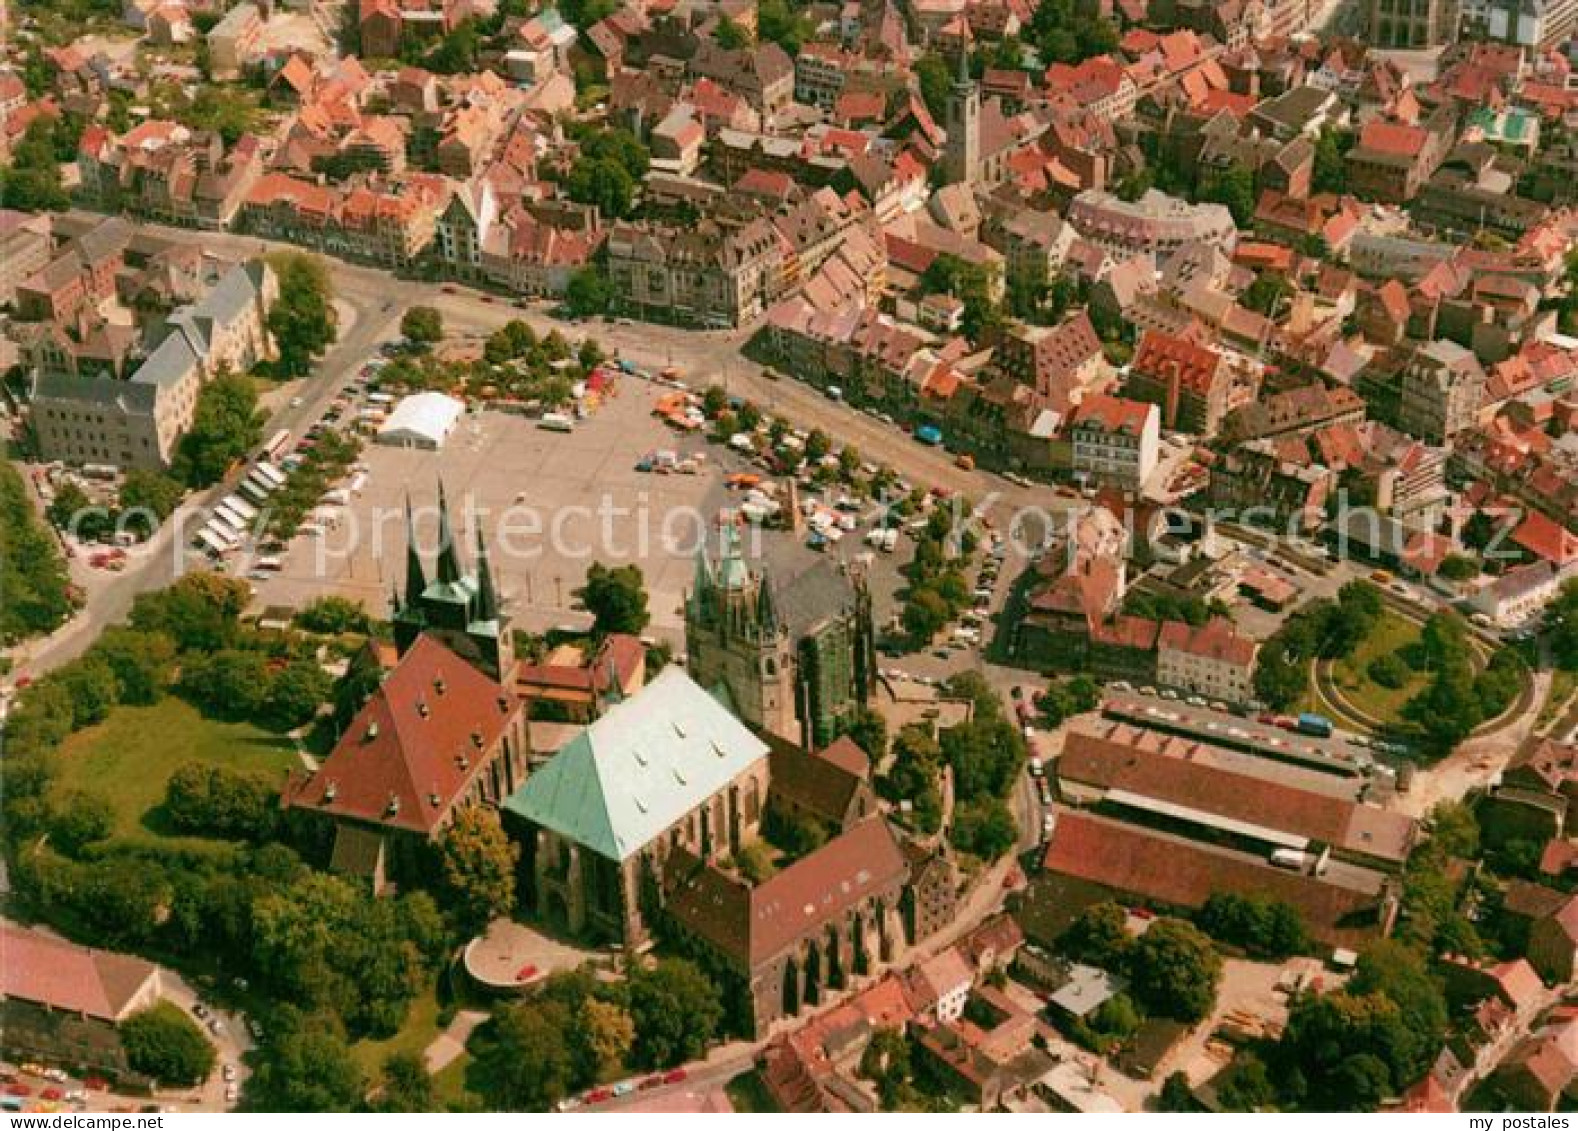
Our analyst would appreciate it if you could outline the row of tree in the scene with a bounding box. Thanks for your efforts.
[0,458,75,645]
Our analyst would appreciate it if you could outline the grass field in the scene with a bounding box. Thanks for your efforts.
[1330,611,1429,724]
[52,696,298,852]
[349,984,446,1078]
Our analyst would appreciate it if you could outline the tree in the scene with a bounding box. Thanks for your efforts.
[837,706,889,762]
[173,371,264,487]
[1059,901,1133,970]
[714,13,748,47]
[804,429,832,464]
[878,725,944,834]
[627,959,723,1068]
[401,305,444,346]
[903,588,950,642]
[1312,126,1354,195]
[1158,1072,1198,1113]
[1549,578,1578,671]
[949,796,1017,859]
[48,790,115,855]
[0,460,73,644]
[264,660,332,730]
[295,596,371,635]
[580,998,635,1078]
[164,762,280,840]
[440,806,520,929]
[250,1009,366,1112]
[472,1001,575,1110]
[577,563,650,635]
[119,469,184,534]
[1216,1052,1278,1111]
[267,252,337,377]
[1241,273,1288,318]
[130,572,251,652]
[1130,919,1222,1022]
[90,627,176,705]
[1437,554,1479,583]
[566,157,636,218]
[758,0,812,52]
[565,268,612,318]
[921,253,1002,341]
[1197,893,1310,958]
[121,1002,216,1086]
[56,655,120,726]
[1199,164,1256,225]
[181,648,273,720]
[377,1051,435,1113]
[1,117,70,211]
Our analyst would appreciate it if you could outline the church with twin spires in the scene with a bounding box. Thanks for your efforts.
[392,485,516,685]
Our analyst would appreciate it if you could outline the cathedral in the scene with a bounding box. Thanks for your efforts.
[392,485,516,684]
[684,524,876,748]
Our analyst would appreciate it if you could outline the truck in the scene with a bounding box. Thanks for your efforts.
[1296,712,1334,738]
[915,423,943,446]
[1269,848,1310,871]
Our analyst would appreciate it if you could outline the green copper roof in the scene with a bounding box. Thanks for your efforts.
[504,666,769,862]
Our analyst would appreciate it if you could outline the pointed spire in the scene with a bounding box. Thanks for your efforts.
[435,479,463,585]
[474,526,499,622]
[756,571,778,635]
[956,44,969,85]
[403,495,426,603]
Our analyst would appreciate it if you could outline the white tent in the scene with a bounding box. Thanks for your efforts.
[376,392,465,450]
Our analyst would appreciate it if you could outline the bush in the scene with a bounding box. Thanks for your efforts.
[164,763,281,841]
[294,597,371,636]
[121,1002,216,1086]
[1367,652,1411,690]
[48,790,115,855]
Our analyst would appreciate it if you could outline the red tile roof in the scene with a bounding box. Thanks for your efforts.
[1132,329,1223,395]
[2,924,158,1022]
[286,635,522,835]
[1041,810,1388,948]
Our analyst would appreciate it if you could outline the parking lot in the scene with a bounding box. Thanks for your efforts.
[248,381,943,645]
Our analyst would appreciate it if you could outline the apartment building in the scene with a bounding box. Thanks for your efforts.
[1398,339,1487,445]
[1066,189,1238,261]
[1156,617,1260,704]
[30,260,276,469]
[1125,329,1231,437]
[1068,394,1160,491]
[605,218,786,328]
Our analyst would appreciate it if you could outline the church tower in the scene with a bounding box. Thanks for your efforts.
[392,485,516,684]
[684,524,799,745]
[943,47,980,187]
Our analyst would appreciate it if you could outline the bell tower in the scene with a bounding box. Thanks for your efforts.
[944,47,980,187]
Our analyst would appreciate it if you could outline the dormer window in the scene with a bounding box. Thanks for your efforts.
[324,781,337,802]
[366,721,379,740]
[417,699,430,718]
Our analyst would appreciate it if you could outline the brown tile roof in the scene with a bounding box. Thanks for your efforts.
[670,817,908,966]
[1132,329,1222,395]
[285,635,522,836]
[1058,730,1415,863]
[1041,809,1388,948]
[1156,617,1258,669]
[2,924,158,1022]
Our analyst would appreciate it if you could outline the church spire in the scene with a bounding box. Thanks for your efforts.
[474,526,499,622]
[403,495,426,602]
[435,479,463,585]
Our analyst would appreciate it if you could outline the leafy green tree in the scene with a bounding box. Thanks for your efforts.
[1216,1052,1278,1111]
[250,1008,366,1112]
[1059,901,1134,970]
[921,253,1002,341]
[1,116,70,210]
[471,1000,575,1110]
[121,1002,216,1086]
[1552,578,1578,670]
[627,959,724,1068]
[714,14,748,47]
[264,659,332,730]
[577,562,650,635]
[758,0,812,52]
[294,596,371,635]
[130,572,251,651]
[401,305,444,346]
[566,157,636,218]
[877,725,944,834]
[267,252,337,378]
[164,762,280,841]
[1158,1071,1198,1112]
[173,371,264,487]
[56,655,120,726]
[181,648,273,720]
[565,268,612,317]
[579,998,635,1079]
[1200,164,1256,226]
[89,627,176,705]
[1312,126,1354,195]
[119,469,185,533]
[0,460,73,643]
[1130,919,1222,1022]
[914,51,951,120]
[1197,893,1310,958]
[48,790,115,854]
[376,1051,435,1113]
[950,797,1016,859]
[439,806,519,929]
[1437,554,1479,582]
[837,706,889,761]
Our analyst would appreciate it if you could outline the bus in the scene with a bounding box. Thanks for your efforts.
[263,430,291,461]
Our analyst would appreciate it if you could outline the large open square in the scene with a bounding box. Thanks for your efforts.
[249,383,914,643]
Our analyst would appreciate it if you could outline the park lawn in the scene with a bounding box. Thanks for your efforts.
[349,983,445,1078]
[52,697,298,852]
[431,1054,482,1110]
[1330,611,1429,724]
